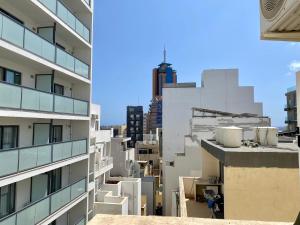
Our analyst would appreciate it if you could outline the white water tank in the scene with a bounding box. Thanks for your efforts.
[253,127,278,146]
[216,127,223,144]
[222,127,242,148]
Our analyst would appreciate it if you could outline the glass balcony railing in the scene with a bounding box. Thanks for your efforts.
[0,139,87,178]
[83,0,91,6]
[0,81,89,116]
[38,0,90,42]
[0,12,89,79]
[0,178,86,225]
[74,217,86,225]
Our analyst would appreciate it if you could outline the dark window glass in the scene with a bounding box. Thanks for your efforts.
[54,84,64,96]
[0,126,18,150]
[52,125,63,143]
[0,184,15,218]
[48,168,62,194]
[5,70,21,85]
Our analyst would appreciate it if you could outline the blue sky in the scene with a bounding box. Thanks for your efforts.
[92,0,299,127]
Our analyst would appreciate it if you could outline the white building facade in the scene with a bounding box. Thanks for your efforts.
[0,1,93,224]
[162,69,264,216]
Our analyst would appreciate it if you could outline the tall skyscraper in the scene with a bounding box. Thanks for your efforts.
[127,106,144,147]
[0,1,93,224]
[148,48,177,133]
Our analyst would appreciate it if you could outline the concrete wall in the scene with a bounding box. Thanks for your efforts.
[224,167,300,222]
[141,177,155,215]
[163,69,263,162]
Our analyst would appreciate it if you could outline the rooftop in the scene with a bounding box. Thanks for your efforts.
[201,140,299,168]
[88,215,292,225]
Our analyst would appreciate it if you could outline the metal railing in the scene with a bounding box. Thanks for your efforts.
[0,178,87,225]
[0,11,89,79]
[38,0,90,42]
[0,81,89,116]
[0,139,87,178]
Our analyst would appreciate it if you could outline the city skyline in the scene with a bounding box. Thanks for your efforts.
[93,0,298,127]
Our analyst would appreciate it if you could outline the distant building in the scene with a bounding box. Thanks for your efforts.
[285,86,297,134]
[147,48,177,133]
[101,125,127,137]
[127,106,144,148]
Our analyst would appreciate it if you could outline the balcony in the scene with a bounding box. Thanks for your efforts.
[0,82,89,116]
[284,104,297,111]
[287,86,296,93]
[0,12,89,79]
[0,139,87,178]
[285,117,297,124]
[0,178,86,225]
[38,0,90,43]
[95,157,113,177]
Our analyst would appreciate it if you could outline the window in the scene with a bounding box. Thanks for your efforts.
[52,125,63,143]
[48,168,62,194]
[0,67,21,85]
[149,149,153,154]
[54,84,64,96]
[0,184,15,219]
[139,149,148,154]
[0,126,18,150]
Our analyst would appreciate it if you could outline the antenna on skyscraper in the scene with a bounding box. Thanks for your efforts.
[163,45,167,63]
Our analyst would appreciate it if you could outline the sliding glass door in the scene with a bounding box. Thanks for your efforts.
[0,126,18,150]
[0,184,15,219]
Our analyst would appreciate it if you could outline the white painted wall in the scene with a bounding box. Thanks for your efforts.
[163,69,263,162]
[141,177,155,215]
[163,115,270,216]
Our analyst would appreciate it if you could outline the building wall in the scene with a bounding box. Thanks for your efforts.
[163,115,269,216]
[163,69,263,162]
[224,167,300,222]
[141,177,155,215]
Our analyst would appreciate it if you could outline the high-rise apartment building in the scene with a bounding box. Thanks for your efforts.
[127,106,143,148]
[285,86,297,134]
[0,1,93,224]
[147,49,177,133]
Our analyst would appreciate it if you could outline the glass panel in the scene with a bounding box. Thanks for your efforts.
[24,30,55,62]
[0,151,18,176]
[21,88,39,111]
[76,218,85,225]
[36,75,52,93]
[52,142,72,162]
[75,19,84,37]
[57,2,76,30]
[39,92,53,112]
[18,147,37,171]
[16,197,49,225]
[52,126,62,143]
[71,179,85,200]
[39,0,57,13]
[33,124,50,146]
[0,214,16,225]
[38,27,54,43]
[1,16,24,47]
[0,83,21,109]
[0,15,2,37]
[54,95,73,114]
[31,174,48,202]
[56,48,75,72]
[75,59,89,78]
[2,127,18,149]
[22,88,53,112]
[0,184,15,218]
[50,187,70,213]
[72,140,86,156]
[34,198,50,223]
[83,26,89,42]
[36,145,52,166]
[74,100,88,115]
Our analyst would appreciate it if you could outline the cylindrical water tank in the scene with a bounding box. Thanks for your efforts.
[253,127,278,146]
[222,127,242,148]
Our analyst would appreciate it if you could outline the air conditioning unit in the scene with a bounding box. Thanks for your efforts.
[260,0,300,41]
